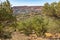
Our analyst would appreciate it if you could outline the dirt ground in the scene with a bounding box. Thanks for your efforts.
[2,31,59,40]
[10,31,50,40]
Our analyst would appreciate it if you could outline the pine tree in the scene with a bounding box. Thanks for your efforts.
[0,0,16,39]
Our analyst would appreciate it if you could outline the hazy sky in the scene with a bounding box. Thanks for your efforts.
[1,0,60,6]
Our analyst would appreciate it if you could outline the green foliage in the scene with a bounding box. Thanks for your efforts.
[42,2,60,18]
[46,18,60,33]
[17,15,49,36]
[0,0,16,39]
[42,2,60,34]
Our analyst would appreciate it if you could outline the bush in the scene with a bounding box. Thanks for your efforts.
[17,15,49,36]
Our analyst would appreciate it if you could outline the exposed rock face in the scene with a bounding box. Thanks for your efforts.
[12,6,43,14]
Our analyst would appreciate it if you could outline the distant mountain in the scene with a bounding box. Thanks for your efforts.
[12,6,43,14]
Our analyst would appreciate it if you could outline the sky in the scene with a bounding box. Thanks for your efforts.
[0,0,60,6]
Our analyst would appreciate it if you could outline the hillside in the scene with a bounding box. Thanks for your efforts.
[12,6,43,14]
